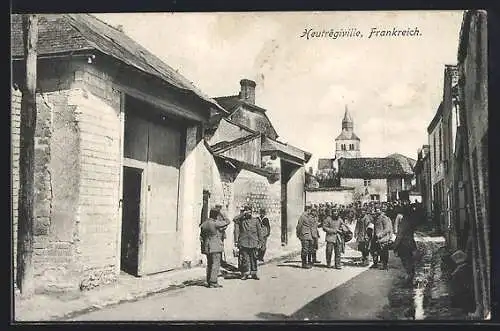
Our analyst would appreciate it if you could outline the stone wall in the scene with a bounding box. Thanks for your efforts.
[233,169,282,253]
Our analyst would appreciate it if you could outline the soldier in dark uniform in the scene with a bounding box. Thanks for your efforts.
[310,208,321,265]
[393,206,418,284]
[322,208,345,269]
[200,208,230,288]
[355,207,373,266]
[234,206,263,280]
[257,208,271,262]
[214,204,229,263]
[296,206,317,269]
[233,206,248,272]
[372,205,394,270]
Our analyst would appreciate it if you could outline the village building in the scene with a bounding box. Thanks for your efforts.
[452,9,489,319]
[441,64,460,250]
[334,106,361,160]
[10,14,281,293]
[427,102,446,233]
[414,145,432,221]
[306,107,415,204]
[337,157,414,203]
[205,79,312,260]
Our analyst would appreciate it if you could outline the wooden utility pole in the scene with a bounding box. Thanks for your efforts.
[17,14,38,297]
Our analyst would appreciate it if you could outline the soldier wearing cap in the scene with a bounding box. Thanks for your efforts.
[296,205,318,268]
[200,207,230,288]
[234,205,263,280]
[322,207,345,269]
[256,208,271,262]
[355,207,373,266]
[371,204,393,270]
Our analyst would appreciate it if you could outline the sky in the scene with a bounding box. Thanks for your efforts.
[95,11,464,170]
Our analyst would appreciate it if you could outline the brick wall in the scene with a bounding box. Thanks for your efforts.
[233,169,282,251]
[11,87,21,287]
[73,63,122,290]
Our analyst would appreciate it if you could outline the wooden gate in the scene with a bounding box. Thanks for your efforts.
[124,110,184,276]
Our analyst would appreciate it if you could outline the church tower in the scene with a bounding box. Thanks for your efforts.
[335,105,361,159]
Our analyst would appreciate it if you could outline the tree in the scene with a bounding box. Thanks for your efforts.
[315,167,339,187]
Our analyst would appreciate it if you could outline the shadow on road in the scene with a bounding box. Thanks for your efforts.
[258,256,412,321]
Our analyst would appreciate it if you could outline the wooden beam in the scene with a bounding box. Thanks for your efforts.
[17,14,38,297]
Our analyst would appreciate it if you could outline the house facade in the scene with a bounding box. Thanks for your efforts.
[427,102,446,233]
[455,10,489,319]
[206,79,312,260]
[414,145,432,221]
[442,64,460,250]
[11,14,230,292]
[337,157,413,203]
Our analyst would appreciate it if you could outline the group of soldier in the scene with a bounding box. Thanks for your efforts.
[297,200,424,282]
[200,199,424,288]
[199,205,270,288]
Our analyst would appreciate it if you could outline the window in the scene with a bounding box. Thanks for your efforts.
[370,194,380,201]
[341,144,346,151]
[364,179,371,187]
[349,143,354,150]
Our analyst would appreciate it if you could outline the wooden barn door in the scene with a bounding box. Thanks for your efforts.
[138,120,183,275]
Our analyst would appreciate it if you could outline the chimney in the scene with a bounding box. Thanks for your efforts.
[116,25,124,32]
[239,79,256,104]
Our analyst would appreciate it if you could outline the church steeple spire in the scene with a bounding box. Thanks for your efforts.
[342,105,353,130]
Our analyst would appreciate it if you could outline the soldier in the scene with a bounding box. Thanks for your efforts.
[372,205,394,270]
[234,206,263,280]
[256,208,271,262]
[355,207,373,266]
[233,206,247,272]
[310,208,321,265]
[393,208,418,284]
[322,208,345,269]
[296,206,318,269]
[214,204,230,263]
[200,208,230,288]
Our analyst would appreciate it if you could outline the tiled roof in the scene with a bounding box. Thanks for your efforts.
[338,157,409,179]
[386,153,416,175]
[335,130,360,141]
[11,14,225,112]
[262,136,312,163]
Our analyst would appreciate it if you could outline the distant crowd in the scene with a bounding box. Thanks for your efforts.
[199,200,425,288]
[296,200,424,283]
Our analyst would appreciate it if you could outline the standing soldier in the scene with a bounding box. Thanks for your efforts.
[296,206,317,269]
[234,206,263,280]
[233,206,247,272]
[214,204,229,264]
[372,205,394,270]
[393,208,418,284]
[354,207,373,266]
[322,208,344,269]
[257,208,271,262]
[200,208,230,288]
[310,207,321,265]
